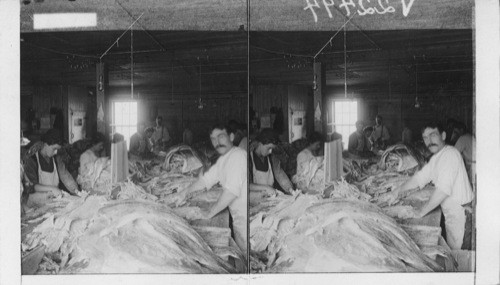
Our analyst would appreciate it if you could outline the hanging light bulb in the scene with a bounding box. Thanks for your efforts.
[197,98,205,110]
[414,96,421,109]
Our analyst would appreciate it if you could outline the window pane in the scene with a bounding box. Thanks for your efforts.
[343,113,349,125]
[112,101,137,149]
[332,100,358,149]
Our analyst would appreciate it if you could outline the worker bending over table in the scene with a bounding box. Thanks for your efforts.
[78,133,106,176]
[296,131,324,176]
[172,124,247,257]
[249,128,294,198]
[23,129,80,207]
[377,121,474,250]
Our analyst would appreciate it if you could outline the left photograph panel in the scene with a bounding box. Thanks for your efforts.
[20,0,248,274]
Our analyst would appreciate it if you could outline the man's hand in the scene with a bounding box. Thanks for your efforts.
[172,191,188,207]
[197,208,212,220]
[413,209,424,219]
[74,190,88,197]
[184,208,211,220]
[50,188,63,198]
[263,186,278,197]
[373,188,400,207]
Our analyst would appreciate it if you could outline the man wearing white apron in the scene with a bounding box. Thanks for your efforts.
[23,129,80,207]
[378,121,474,249]
[249,128,294,199]
[173,124,247,260]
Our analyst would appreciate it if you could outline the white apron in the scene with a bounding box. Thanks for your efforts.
[251,151,274,186]
[441,197,466,250]
[28,152,59,207]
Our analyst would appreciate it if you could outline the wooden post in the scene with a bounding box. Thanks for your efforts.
[96,63,107,135]
[313,61,326,134]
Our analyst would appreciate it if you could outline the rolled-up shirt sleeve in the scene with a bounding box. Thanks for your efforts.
[201,164,218,190]
[433,151,460,196]
[222,151,247,197]
[412,162,432,190]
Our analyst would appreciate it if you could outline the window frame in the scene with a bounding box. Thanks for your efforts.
[111,100,138,149]
[329,99,358,148]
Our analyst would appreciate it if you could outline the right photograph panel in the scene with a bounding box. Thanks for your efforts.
[248,0,474,273]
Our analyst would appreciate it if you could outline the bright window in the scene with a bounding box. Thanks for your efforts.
[112,101,137,149]
[331,100,358,149]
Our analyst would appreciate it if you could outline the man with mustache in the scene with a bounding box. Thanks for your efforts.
[172,123,247,258]
[377,121,474,250]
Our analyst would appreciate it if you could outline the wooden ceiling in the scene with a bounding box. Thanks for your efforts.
[20,1,473,99]
[21,31,248,92]
[250,30,473,93]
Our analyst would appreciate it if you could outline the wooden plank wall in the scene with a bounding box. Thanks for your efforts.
[21,84,100,143]
[21,84,69,140]
[251,83,473,145]
[325,86,473,144]
[288,84,310,139]
[250,84,288,140]
[68,86,89,142]
[109,94,247,144]
[31,85,64,118]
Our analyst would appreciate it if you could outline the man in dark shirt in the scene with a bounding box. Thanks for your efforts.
[348,121,370,156]
[129,122,154,157]
[369,115,391,150]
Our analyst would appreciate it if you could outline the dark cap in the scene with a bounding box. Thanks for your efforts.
[91,132,106,146]
[255,128,279,145]
[41,128,62,146]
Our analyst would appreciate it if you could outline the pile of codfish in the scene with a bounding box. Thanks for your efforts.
[322,178,371,201]
[250,193,442,273]
[358,172,411,197]
[141,173,198,199]
[163,145,206,175]
[343,144,423,184]
[130,145,212,203]
[292,157,325,194]
[378,144,425,173]
[129,145,224,220]
[76,157,112,195]
[342,156,379,183]
[22,195,237,274]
